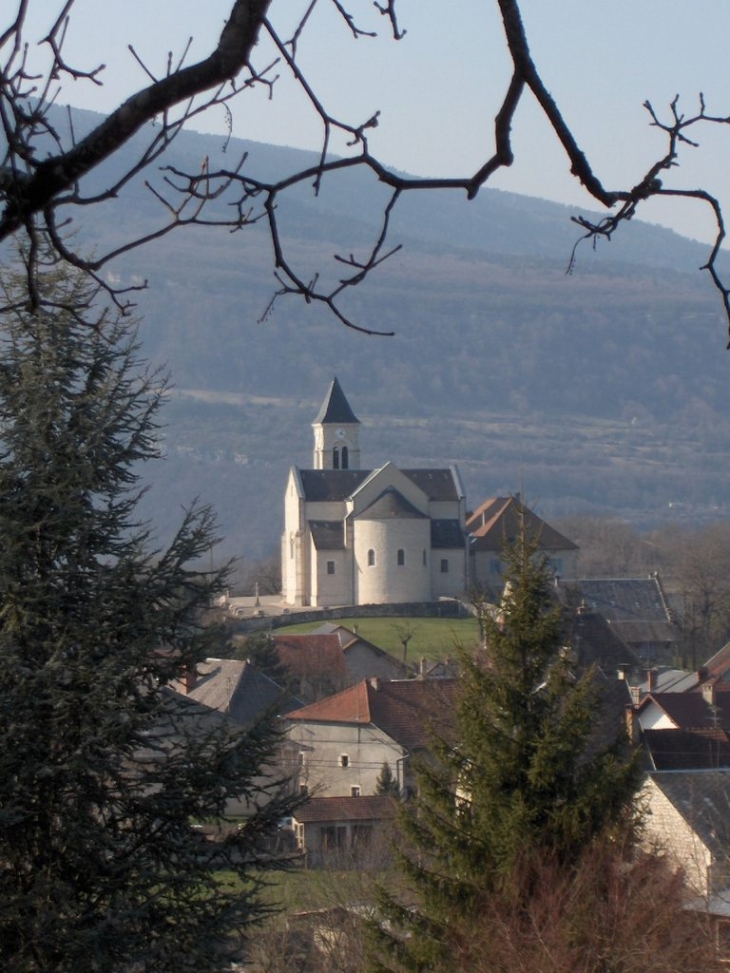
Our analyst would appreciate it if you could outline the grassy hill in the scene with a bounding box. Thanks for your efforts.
[278,617,480,665]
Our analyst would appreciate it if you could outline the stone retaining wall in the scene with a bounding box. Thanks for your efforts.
[227,599,470,636]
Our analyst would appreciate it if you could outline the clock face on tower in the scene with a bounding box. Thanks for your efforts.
[335,427,347,439]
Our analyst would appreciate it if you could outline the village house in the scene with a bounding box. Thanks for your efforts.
[555,575,680,665]
[169,657,302,723]
[286,676,458,798]
[291,795,398,868]
[309,623,411,681]
[467,494,579,590]
[270,628,409,704]
[640,769,730,955]
[635,687,730,735]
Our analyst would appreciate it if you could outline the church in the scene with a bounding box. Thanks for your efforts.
[282,379,468,606]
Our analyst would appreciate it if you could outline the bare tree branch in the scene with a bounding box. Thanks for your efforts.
[1,0,730,337]
[0,0,273,240]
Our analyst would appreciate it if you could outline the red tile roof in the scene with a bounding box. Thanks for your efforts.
[293,795,398,823]
[700,641,730,688]
[640,691,730,732]
[643,728,730,770]
[467,496,577,552]
[272,634,348,680]
[287,677,458,749]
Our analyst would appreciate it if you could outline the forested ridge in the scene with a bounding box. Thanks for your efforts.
[52,108,730,564]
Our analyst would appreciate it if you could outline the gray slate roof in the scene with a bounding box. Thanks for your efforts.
[643,729,730,771]
[299,470,370,501]
[569,608,640,671]
[298,468,461,503]
[312,377,360,425]
[650,769,730,858]
[565,578,671,624]
[356,488,427,520]
[310,520,345,550]
[170,659,301,725]
[431,519,466,549]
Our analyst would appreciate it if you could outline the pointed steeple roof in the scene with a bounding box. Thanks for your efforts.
[313,377,359,425]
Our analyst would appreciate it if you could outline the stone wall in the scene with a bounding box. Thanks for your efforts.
[227,599,469,636]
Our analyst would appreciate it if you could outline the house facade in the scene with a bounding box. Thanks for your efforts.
[640,770,730,899]
[286,676,458,798]
[282,379,468,607]
[292,795,397,868]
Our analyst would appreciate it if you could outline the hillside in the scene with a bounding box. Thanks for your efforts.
[28,108,730,569]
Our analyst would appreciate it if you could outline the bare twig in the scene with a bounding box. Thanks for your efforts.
[1,0,730,339]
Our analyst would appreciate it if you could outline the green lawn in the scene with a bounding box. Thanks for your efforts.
[279,615,479,664]
[215,865,386,912]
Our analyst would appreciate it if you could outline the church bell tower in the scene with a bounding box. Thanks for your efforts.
[312,377,361,470]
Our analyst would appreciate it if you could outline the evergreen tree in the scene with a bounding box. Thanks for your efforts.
[234,630,291,688]
[0,258,297,973]
[375,761,401,799]
[372,527,640,973]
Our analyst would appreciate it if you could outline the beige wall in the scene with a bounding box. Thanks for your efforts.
[430,546,467,599]
[311,547,352,607]
[288,720,406,797]
[639,777,712,897]
[354,517,431,605]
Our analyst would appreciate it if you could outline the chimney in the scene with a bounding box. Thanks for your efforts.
[646,669,656,692]
[625,704,639,745]
[630,685,641,706]
[702,682,716,707]
[183,666,196,694]
[419,657,427,680]
[617,664,629,681]
[369,676,379,691]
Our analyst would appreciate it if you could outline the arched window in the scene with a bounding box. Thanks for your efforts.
[333,446,340,469]
[397,549,405,566]
[341,445,349,469]
[367,549,375,567]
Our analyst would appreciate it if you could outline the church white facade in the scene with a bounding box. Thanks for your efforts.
[282,379,468,607]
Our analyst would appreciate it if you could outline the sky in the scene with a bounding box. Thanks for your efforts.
[13,1,730,243]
